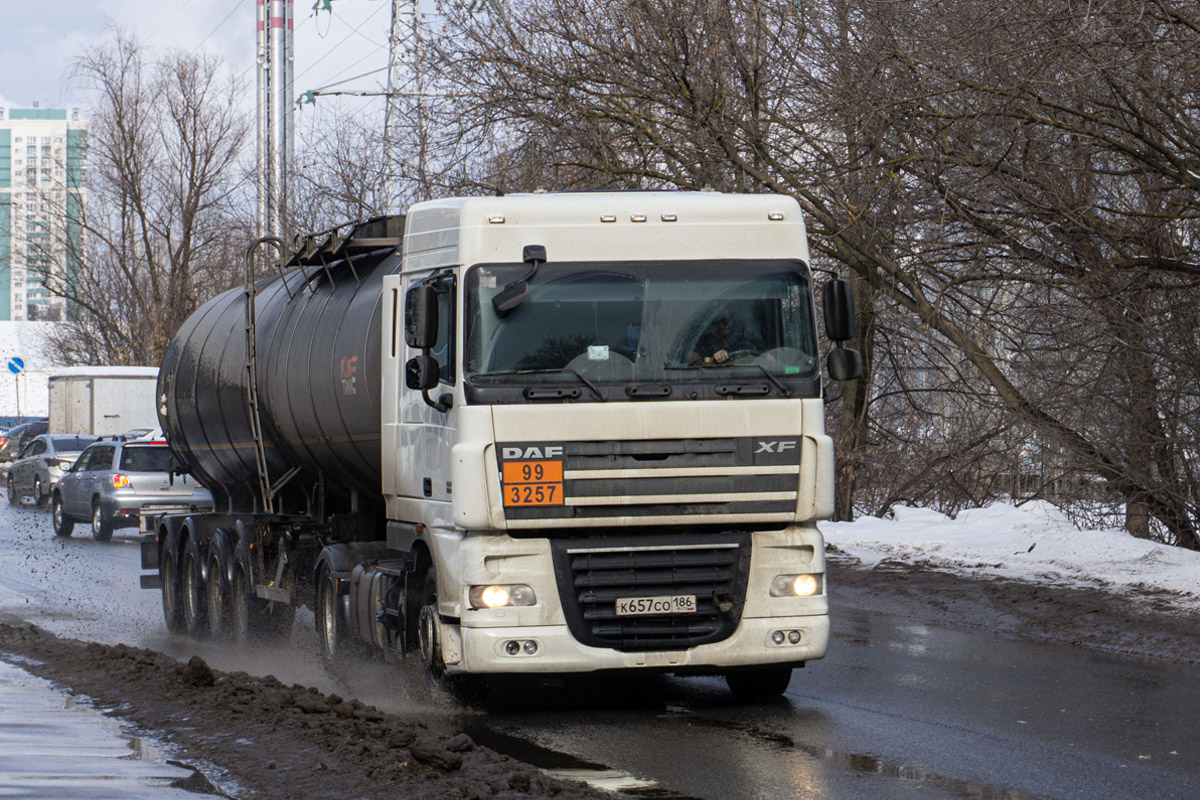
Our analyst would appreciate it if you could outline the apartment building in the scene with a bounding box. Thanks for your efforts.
[0,107,87,321]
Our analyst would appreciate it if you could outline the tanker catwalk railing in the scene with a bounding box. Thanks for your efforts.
[243,236,302,514]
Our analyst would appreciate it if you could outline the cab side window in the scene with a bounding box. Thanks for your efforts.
[429,278,456,385]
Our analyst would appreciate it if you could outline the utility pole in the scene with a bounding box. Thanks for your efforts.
[256,0,294,240]
[383,0,430,209]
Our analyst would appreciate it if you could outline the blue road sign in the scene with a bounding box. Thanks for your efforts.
[7,357,25,375]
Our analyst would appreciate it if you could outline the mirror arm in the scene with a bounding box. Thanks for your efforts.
[421,388,453,413]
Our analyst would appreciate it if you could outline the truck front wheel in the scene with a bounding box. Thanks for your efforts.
[417,566,445,679]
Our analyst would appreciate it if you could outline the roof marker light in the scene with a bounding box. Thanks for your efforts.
[488,215,506,224]
[768,212,785,221]
[600,214,617,223]
[661,214,677,222]
[630,214,647,223]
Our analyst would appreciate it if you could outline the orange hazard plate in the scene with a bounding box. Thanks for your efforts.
[502,460,565,506]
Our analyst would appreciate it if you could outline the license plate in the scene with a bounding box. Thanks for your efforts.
[615,594,697,616]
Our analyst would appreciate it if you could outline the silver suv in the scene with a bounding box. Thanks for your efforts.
[7,434,97,507]
[51,439,213,541]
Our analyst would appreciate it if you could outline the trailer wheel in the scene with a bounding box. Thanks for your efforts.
[160,529,185,633]
[205,531,235,639]
[231,536,295,647]
[51,493,73,537]
[724,666,793,701]
[181,534,209,638]
[231,558,253,648]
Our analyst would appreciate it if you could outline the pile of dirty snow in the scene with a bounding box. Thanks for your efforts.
[823,501,1200,610]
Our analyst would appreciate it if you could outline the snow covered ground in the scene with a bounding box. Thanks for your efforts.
[824,501,1200,612]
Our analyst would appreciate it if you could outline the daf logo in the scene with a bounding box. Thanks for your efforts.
[502,445,564,460]
[755,440,798,454]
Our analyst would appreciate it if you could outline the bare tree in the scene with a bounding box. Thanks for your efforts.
[37,29,251,366]
[430,0,1200,546]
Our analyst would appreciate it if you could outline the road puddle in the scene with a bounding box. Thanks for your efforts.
[463,723,686,798]
[0,657,225,798]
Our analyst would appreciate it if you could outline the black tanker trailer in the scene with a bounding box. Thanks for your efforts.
[144,216,413,649]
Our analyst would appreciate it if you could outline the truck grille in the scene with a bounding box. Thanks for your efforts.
[551,535,750,652]
[500,437,800,526]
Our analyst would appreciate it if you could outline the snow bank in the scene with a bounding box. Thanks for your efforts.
[823,501,1200,608]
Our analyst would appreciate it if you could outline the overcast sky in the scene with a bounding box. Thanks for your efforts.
[0,0,395,116]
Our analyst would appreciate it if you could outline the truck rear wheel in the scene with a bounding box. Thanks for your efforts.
[160,530,185,633]
[724,666,793,701]
[316,562,353,663]
[181,534,209,637]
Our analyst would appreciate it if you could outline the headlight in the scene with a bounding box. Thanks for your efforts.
[769,573,824,597]
[469,584,537,609]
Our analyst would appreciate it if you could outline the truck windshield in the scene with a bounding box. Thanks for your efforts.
[465,260,818,397]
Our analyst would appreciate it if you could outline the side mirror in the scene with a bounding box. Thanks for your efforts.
[827,346,863,382]
[405,284,439,349]
[405,354,440,391]
[822,278,856,342]
[491,281,530,313]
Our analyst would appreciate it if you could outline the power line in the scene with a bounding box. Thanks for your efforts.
[192,0,244,54]
[295,2,390,82]
[148,0,194,40]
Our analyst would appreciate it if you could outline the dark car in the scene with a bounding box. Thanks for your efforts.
[6,434,97,507]
[0,421,50,473]
[52,438,213,541]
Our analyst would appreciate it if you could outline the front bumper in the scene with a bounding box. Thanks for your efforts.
[444,613,829,675]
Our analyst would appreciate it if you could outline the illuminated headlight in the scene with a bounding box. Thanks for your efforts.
[469,584,537,609]
[769,573,824,597]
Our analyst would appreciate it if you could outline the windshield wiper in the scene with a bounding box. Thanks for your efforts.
[484,368,605,401]
[664,362,791,397]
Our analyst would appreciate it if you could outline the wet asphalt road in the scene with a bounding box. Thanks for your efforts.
[455,608,1199,800]
[3,500,1197,799]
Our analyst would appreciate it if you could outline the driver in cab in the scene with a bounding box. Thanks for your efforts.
[690,311,740,365]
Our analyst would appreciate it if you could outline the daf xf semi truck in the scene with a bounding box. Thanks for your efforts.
[142,191,861,698]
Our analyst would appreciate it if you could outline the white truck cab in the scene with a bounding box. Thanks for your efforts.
[380,192,855,692]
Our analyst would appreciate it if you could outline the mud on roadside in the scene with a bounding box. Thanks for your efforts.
[1,559,1195,800]
[0,623,607,800]
[827,553,1200,666]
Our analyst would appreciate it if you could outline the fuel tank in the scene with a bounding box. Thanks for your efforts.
[157,222,402,513]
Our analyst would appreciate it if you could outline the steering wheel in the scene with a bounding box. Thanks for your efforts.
[721,348,759,363]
